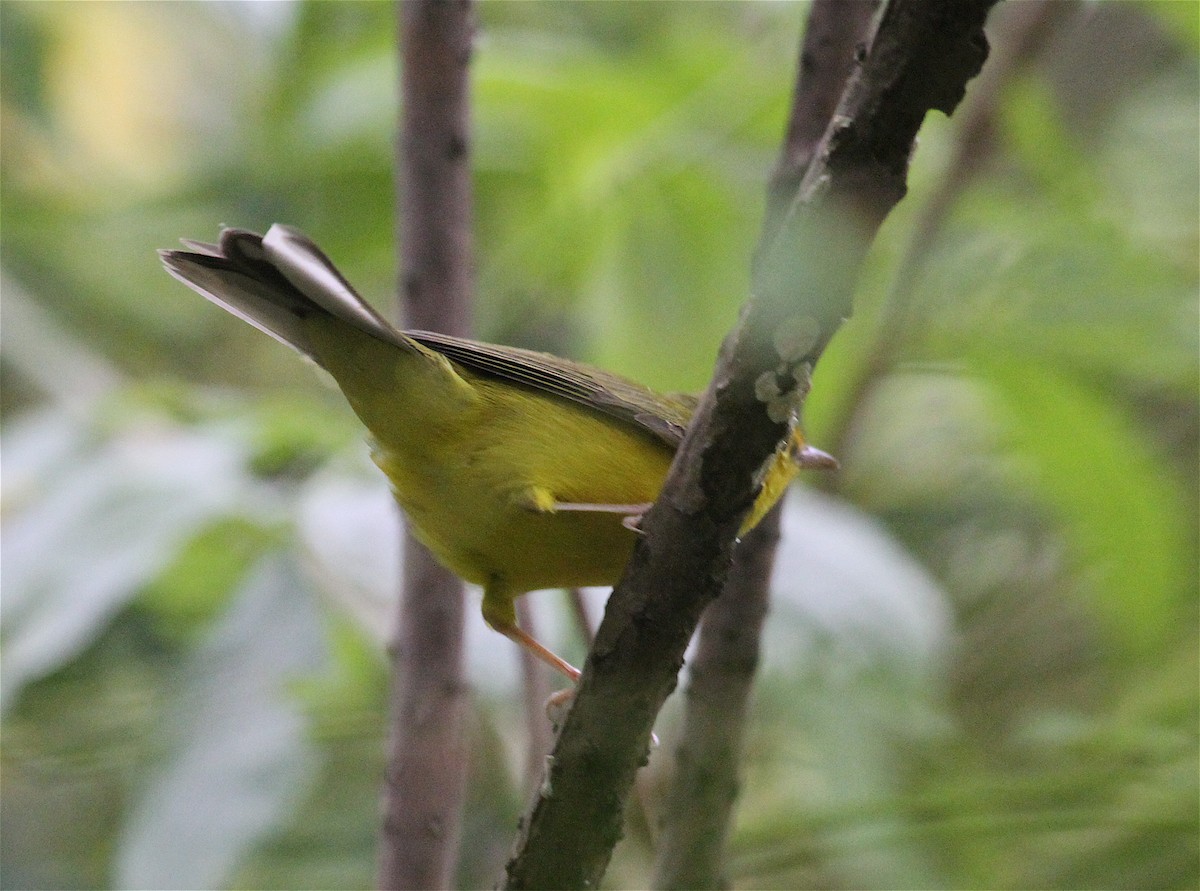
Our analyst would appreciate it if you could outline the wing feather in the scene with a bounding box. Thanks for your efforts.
[407,330,697,447]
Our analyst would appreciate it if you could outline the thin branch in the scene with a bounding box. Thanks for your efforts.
[516,597,554,795]
[503,2,999,888]
[650,502,781,891]
[652,6,879,888]
[557,586,659,854]
[395,0,475,339]
[377,2,475,889]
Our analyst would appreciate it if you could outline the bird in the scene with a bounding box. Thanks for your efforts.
[161,224,836,683]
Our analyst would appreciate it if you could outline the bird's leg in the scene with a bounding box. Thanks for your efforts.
[484,591,660,744]
[550,501,654,515]
[482,594,580,683]
[551,501,653,534]
[498,619,582,683]
[516,486,652,533]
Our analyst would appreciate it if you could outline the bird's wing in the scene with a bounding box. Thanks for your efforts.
[407,330,698,448]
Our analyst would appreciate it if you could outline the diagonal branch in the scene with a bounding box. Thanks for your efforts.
[652,4,879,889]
[503,2,1000,888]
[762,1,883,247]
[377,2,475,889]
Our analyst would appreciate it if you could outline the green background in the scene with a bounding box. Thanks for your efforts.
[2,2,1196,888]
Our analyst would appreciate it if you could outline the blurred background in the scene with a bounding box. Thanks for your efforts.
[1,2,1196,889]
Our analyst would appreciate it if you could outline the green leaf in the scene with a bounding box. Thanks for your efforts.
[114,555,326,890]
[137,517,281,641]
[976,357,1190,654]
[0,412,261,709]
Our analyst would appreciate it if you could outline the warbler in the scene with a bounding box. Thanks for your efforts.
[161,225,835,680]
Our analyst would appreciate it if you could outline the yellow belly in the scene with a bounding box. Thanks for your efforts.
[372,376,674,597]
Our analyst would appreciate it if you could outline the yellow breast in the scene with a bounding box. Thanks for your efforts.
[373,374,674,597]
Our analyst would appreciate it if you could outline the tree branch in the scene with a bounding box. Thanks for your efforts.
[503,2,999,888]
[822,0,1079,467]
[762,1,882,246]
[652,5,879,888]
[377,2,475,888]
[516,597,554,795]
[649,502,780,891]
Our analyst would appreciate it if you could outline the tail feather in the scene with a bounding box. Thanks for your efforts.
[260,225,402,345]
[160,240,317,358]
[160,224,409,366]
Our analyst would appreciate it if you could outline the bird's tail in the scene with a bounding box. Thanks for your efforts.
[160,224,412,367]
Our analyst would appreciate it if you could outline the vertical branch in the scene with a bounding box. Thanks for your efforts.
[652,4,878,889]
[377,2,475,889]
[396,0,475,339]
[515,598,554,794]
[650,503,781,891]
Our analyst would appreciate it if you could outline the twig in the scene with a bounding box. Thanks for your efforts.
[560,586,659,853]
[503,2,999,888]
[516,597,554,795]
[762,1,882,249]
[377,2,475,889]
[652,4,879,888]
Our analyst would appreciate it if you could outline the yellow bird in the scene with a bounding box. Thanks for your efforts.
[161,225,835,681]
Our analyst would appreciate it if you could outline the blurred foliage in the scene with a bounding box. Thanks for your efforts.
[1,2,1196,889]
